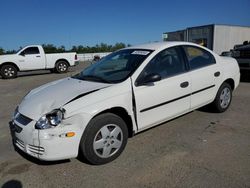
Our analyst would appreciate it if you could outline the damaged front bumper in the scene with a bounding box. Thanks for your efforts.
[10,112,87,161]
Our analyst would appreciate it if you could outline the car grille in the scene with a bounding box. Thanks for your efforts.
[15,138,25,149]
[15,138,45,156]
[27,144,45,156]
[15,113,32,125]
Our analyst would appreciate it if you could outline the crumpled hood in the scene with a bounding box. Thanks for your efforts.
[18,77,111,120]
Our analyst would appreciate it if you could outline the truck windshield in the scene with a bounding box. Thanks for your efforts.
[16,47,24,54]
[72,49,153,83]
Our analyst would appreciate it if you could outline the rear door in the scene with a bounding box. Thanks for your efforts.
[19,47,45,70]
[132,46,191,131]
[182,45,221,109]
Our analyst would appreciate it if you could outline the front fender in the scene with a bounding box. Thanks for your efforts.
[62,79,136,132]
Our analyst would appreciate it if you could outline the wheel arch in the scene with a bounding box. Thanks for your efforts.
[0,62,20,71]
[223,78,235,90]
[91,107,135,138]
[55,59,70,67]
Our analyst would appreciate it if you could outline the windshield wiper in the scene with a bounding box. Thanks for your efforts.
[77,75,111,83]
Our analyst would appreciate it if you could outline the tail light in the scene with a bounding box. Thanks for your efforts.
[75,54,77,60]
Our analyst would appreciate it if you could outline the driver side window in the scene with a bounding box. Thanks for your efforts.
[139,47,186,80]
[22,47,40,55]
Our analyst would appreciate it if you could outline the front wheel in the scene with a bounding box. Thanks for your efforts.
[0,65,18,79]
[55,61,69,73]
[212,82,232,113]
[79,113,128,165]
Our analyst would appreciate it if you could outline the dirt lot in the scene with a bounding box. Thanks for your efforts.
[0,63,250,188]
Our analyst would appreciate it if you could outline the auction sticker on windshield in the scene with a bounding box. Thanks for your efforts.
[131,51,150,55]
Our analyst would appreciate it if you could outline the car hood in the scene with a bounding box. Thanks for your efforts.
[0,54,16,61]
[18,77,111,120]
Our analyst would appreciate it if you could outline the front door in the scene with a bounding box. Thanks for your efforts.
[132,46,191,131]
[18,47,45,70]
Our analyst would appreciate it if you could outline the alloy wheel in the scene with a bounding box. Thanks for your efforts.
[4,67,15,77]
[220,87,231,109]
[93,124,123,158]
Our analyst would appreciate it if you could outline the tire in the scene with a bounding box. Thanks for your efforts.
[0,65,18,79]
[55,61,69,73]
[79,113,128,165]
[211,82,232,113]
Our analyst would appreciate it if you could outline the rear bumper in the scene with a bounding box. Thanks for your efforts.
[74,60,80,66]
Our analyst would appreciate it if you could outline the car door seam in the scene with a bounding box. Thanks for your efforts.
[130,77,139,131]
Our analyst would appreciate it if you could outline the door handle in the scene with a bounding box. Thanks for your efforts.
[180,81,189,88]
[36,55,41,57]
[214,71,220,77]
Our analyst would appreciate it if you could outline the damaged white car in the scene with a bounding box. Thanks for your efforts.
[11,42,240,164]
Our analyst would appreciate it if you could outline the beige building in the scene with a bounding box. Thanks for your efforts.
[163,24,250,54]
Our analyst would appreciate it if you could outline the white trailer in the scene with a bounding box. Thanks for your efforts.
[213,25,250,54]
[163,24,250,55]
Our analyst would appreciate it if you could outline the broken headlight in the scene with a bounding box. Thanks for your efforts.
[35,109,64,129]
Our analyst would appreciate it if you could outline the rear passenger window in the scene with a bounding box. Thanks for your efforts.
[23,47,40,55]
[184,46,216,70]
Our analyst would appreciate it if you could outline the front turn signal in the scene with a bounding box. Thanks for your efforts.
[66,132,75,137]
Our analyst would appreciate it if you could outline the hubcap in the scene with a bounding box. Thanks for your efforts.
[93,124,123,158]
[58,63,67,71]
[220,87,231,109]
[4,67,15,77]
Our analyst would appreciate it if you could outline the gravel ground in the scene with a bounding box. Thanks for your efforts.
[0,62,249,188]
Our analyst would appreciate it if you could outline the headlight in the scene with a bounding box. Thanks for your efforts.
[35,109,64,129]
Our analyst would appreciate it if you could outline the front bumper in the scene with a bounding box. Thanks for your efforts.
[10,113,86,161]
[10,120,41,158]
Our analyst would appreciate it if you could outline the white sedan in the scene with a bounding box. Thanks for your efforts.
[11,42,240,164]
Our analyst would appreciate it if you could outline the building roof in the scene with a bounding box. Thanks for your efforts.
[164,24,250,34]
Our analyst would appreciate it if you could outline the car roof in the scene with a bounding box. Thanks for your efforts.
[126,41,199,51]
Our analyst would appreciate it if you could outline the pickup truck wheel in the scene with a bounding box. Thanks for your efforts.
[212,82,232,113]
[1,65,17,79]
[79,113,128,165]
[55,61,68,73]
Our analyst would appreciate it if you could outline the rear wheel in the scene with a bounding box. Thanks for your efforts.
[0,65,17,79]
[212,82,232,112]
[55,61,69,73]
[79,113,128,165]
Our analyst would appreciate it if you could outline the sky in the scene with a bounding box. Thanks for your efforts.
[0,0,250,50]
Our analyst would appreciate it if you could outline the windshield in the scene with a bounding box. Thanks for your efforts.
[16,47,24,54]
[72,49,153,83]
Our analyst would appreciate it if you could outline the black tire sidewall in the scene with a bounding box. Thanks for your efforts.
[213,82,232,113]
[55,61,68,73]
[80,113,128,165]
[1,65,17,79]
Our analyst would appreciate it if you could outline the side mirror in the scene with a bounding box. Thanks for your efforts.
[136,73,161,86]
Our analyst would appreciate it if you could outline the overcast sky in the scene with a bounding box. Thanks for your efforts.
[0,0,250,50]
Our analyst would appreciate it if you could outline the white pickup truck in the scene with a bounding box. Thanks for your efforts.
[0,45,78,79]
